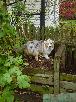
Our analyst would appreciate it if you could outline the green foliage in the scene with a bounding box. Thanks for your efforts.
[0,55,30,87]
[0,87,14,102]
[17,75,30,88]
[43,21,76,46]
[0,2,17,38]
[24,22,76,46]
[0,55,30,102]
[0,1,30,102]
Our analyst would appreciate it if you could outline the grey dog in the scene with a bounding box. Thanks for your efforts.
[14,39,54,61]
[24,39,54,61]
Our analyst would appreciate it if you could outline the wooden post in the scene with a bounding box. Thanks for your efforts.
[54,44,65,95]
[54,57,60,94]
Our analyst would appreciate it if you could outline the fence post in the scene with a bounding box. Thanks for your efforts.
[54,44,65,95]
[54,56,60,95]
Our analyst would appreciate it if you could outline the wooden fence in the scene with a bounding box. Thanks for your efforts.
[16,23,76,101]
[23,44,76,94]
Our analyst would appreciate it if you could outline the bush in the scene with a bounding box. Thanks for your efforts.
[59,1,76,19]
[0,1,30,102]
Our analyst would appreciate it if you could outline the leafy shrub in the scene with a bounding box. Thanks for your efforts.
[0,55,30,102]
[0,1,30,102]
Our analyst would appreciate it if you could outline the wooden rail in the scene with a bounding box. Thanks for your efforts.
[29,72,76,94]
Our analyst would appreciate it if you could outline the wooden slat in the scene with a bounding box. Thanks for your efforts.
[30,73,76,86]
[60,81,76,92]
[30,74,53,86]
[30,73,76,82]
[30,74,76,93]
[60,73,76,82]
[30,84,54,94]
[29,81,76,94]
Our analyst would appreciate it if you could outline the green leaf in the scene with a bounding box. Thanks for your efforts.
[4,61,11,67]
[0,76,6,86]
[3,73,12,84]
[9,66,22,76]
[2,87,14,102]
[17,75,30,89]
[0,96,5,102]
[14,56,23,65]
[23,75,30,82]
[4,56,23,66]
[0,31,5,38]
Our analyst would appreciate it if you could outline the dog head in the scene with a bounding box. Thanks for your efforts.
[44,39,54,49]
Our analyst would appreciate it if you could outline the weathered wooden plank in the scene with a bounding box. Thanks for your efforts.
[60,73,76,82]
[29,80,76,94]
[30,74,53,85]
[60,81,76,92]
[30,80,76,93]
[43,93,76,102]
[30,84,54,94]
[30,73,76,92]
[24,68,53,75]
[30,73,76,83]
[30,73,76,93]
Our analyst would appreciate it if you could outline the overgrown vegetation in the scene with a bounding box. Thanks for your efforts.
[0,1,30,102]
[23,22,76,45]
[0,0,76,101]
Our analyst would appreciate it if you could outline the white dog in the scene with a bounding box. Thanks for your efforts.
[24,39,54,61]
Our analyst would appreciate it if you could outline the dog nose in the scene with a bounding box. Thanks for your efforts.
[49,46,52,47]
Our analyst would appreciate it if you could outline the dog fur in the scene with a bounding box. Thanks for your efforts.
[24,39,54,61]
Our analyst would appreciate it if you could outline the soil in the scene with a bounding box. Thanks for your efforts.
[15,89,42,102]
[24,55,53,70]
[23,54,76,75]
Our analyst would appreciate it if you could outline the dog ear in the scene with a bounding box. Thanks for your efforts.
[52,40,54,44]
